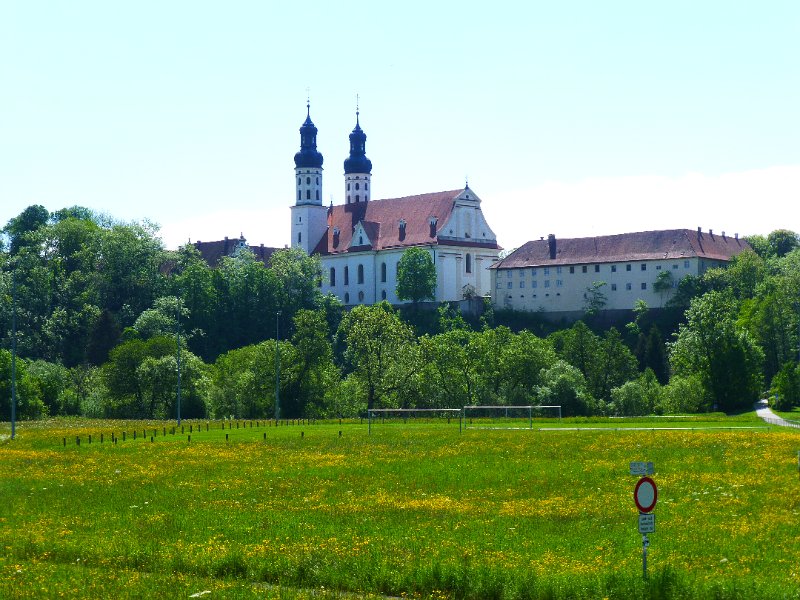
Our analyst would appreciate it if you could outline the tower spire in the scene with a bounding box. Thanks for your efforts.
[344,99,372,205]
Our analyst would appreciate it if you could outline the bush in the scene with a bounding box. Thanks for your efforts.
[769,361,800,411]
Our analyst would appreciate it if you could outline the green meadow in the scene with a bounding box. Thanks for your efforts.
[1,416,800,599]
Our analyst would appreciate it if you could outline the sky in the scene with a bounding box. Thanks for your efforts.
[1,1,798,252]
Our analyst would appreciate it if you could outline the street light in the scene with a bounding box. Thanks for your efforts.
[10,269,17,440]
[275,311,281,424]
[176,300,182,426]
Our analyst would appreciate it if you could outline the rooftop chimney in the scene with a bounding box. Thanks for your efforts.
[548,234,557,259]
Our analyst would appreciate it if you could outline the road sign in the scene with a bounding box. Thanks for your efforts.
[629,461,655,476]
[634,476,658,513]
[638,513,655,534]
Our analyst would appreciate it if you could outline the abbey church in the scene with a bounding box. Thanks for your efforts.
[289,105,500,305]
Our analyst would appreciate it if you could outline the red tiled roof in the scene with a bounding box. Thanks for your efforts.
[312,190,499,255]
[194,237,279,267]
[491,229,750,269]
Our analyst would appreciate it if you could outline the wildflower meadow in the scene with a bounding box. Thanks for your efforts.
[1,416,799,599]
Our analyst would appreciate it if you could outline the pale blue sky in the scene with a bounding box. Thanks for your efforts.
[2,1,798,251]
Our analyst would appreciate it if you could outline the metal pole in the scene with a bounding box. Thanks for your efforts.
[11,273,17,440]
[275,311,281,424]
[642,533,649,579]
[176,303,182,426]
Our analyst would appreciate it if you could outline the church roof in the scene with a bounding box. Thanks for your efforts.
[194,237,279,266]
[491,229,750,269]
[312,190,500,255]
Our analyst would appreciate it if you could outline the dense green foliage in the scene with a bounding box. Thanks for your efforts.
[1,205,799,420]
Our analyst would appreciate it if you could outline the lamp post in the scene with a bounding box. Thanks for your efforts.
[10,270,17,440]
[176,301,182,426]
[275,311,281,424]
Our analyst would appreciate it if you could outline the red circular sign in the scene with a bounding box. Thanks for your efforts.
[634,476,658,513]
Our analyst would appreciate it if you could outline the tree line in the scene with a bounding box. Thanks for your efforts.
[1,205,799,420]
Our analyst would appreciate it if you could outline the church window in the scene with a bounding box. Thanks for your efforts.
[381,262,387,283]
[359,235,363,245]
[316,190,319,200]
[344,293,350,303]
[358,291,364,302]
[365,183,369,190]
[465,254,472,273]
[355,194,360,202]
[344,266,349,285]
[355,183,360,190]
[347,195,351,203]
[306,189,311,200]
[347,183,350,191]
[298,232,302,244]
[316,177,319,184]
[298,178,301,185]
[306,176,310,185]
[297,190,301,201]
[357,264,364,284]
[381,290,386,300]
[330,268,336,286]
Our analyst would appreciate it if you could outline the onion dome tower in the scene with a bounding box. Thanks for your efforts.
[344,109,372,205]
[291,102,328,254]
[294,102,324,206]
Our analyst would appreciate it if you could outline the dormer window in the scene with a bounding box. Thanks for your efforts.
[399,219,407,241]
[333,227,340,248]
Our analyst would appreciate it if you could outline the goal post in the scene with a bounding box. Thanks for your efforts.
[462,405,562,430]
[367,408,464,434]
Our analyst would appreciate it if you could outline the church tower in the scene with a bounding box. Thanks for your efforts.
[291,103,328,254]
[344,110,372,205]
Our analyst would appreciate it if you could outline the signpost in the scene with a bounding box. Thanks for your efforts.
[630,463,657,579]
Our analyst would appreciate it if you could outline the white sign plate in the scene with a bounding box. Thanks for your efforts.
[629,461,655,476]
[638,513,655,534]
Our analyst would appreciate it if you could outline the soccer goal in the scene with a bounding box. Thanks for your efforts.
[462,405,562,430]
[367,408,463,434]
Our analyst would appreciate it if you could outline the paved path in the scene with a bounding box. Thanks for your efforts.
[754,399,800,429]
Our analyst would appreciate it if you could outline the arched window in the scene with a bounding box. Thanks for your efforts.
[381,262,387,283]
[298,232,302,244]
[365,183,369,191]
[306,176,311,184]
[466,253,472,273]
[347,183,350,191]
[344,266,349,285]
[357,264,364,284]
[306,189,310,200]
[330,267,336,286]
[381,290,386,300]
[316,177,319,184]
[297,177,301,185]
[344,293,350,304]
[316,190,320,200]
[355,194,360,202]
[297,190,301,201]
[358,291,364,302]
[355,183,360,190]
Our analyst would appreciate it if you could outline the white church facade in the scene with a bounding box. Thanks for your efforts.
[290,106,500,306]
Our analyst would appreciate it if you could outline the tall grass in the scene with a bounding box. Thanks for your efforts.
[1,418,799,598]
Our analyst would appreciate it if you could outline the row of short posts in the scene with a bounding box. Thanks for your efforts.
[63,418,325,446]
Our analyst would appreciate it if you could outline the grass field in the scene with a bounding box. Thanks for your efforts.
[2,416,800,599]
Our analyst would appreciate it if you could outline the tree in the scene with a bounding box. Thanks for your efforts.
[536,360,595,416]
[583,281,608,317]
[0,350,46,419]
[767,229,800,258]
[338,302,417,409]
[396,247,436,305]
[769,361,800,411]
[653,270,674,306]
[4,205,49,255]
[669,290,764,411]
[269,247,322,323]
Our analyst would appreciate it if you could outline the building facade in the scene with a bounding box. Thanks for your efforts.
[291,105,500,306]
[490,229,750,318]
